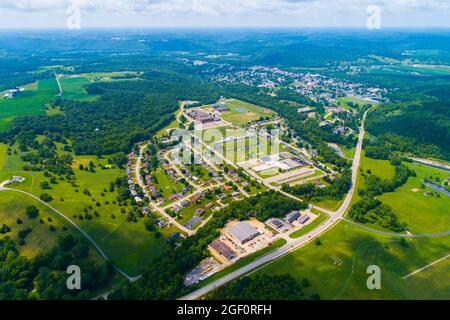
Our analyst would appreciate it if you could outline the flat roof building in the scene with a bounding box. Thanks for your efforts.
[285,211,301,224]
[210,240,236,260]
[227,222,261,244]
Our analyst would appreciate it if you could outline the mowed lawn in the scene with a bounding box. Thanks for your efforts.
[0,78,58,131]
[1,147,172,275]
[253,220,450,300]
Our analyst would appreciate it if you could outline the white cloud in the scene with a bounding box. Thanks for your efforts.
[2,0,450,15]
[0,0,449,27]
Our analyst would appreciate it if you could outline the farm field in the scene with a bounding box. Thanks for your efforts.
[0,78,58,131]
[60,76,100,101]
[253,220,450,300]
[0,146,174,275]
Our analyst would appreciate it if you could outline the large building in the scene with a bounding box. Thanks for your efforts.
[209,240,236,260]
[285,211,301,224]
[188,109,220,124]
[227,222,261,244]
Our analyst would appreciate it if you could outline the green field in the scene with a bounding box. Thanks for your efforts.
[378,162,450,234]
[0,144,6,172]
[60,76,99,101]
[352,153,450,234]
[0,78,59,131]
[221,100,277,126]
[0,191,76,258]
[253,220,450,299]
[0,145,174,275]
[152,169,187,202]
[338,96,379,111]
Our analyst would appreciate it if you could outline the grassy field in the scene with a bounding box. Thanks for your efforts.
[60,77,99,102]
[0,191,75,258]
[312,199,343,212]
[0,143,6,172]
[0,78,59,131]
[253,220,450,299]
[221,100,277,126]
[378,162,450,234]
[351,152,450,234]
[152,169,186,201]
[338,96,379,111]
[0,146,174,275]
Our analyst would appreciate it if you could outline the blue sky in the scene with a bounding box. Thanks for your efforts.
[0,0,449,29]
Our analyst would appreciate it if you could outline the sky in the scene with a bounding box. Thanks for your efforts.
[0,0,449,29]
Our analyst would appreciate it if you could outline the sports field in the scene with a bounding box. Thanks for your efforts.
[220,100,277,126]
[0,78,58,131]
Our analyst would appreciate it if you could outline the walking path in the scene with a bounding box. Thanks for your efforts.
[402,254,449,279]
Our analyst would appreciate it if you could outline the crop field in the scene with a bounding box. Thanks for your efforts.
[60,76,100,101]
[253,220,450,300]
[0,78,58,131]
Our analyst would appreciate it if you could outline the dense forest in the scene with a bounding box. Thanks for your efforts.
[366,99,450,161]
[2,70,219,155]
[110,191,306,300]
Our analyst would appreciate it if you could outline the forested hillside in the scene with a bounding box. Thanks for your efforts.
[2,71,218,155]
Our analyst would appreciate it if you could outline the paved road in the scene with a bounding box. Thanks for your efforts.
[0,182,138,282]
[180,108,372,300]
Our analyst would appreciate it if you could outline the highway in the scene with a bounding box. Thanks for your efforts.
[179,108,371,300]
